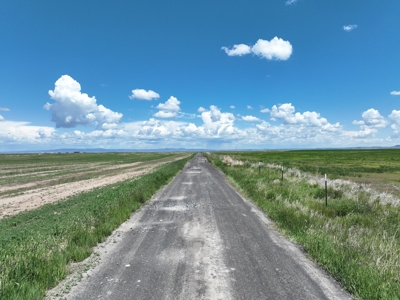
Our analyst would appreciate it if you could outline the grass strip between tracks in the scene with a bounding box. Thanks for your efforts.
[205,153,400,300]
[0,155,193,300]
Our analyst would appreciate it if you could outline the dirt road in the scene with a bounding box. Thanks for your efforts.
[57,153,351,300]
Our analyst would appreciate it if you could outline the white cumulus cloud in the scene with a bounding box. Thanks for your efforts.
[388,110,400,137]
[129,89,160,100]
[268,103,332,127]
[198,107,206,113]
[230,105,235,109]
[45,75,123,128]
[389,110,400,123]
[390,91,400,96]
[222,37,293,61]
[0,115,4,121]
[153,96,181,118]
[221,44,252,56]
[247,105,253,110]
[285,0,298,5]
[242,115,261,122]
[260,108,270,113]
[349,109,388,138]
[252,37,293,60]
[343,25,358,32]
[352,108,388,129]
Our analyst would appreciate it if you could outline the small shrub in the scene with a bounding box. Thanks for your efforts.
[265,191,276,201]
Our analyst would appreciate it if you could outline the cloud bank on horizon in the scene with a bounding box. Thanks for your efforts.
[1,74,399,150]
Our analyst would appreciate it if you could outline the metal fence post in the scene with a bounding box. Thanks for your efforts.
[325,174,328,206]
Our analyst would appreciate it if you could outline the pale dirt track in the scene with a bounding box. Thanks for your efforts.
[0,156,187,219]
[48,154,352,300]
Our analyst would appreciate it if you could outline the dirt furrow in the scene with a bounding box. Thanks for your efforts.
[0,157,186,219]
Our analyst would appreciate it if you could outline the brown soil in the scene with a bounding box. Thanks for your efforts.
[0,156,187,219]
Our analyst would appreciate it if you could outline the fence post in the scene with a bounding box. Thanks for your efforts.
[325,174,328,206]
[281,166,284,182]
[259,162,261,174]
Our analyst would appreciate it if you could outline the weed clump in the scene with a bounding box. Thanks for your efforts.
[313,187,343,200]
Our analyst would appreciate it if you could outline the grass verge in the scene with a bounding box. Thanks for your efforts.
[205,153,400,300]
[0,155,193,300]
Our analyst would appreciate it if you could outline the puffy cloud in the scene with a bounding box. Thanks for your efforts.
[247,105,253,110]
[156,96,180,112]
[0,107,10,112]
[285,0,298,5]
[343,25,358,32]
[205,105,223,123]
[135,118,186,138]
[198,105,238,136]
[268,103,330,127]
[222,37,293,61]
[230,105,235,109]
[153,96,181,118]
[390,91,400,96]
[221,44,251,56]
[45,75,122,128]
[126,106,240,147]
[353,108,388,129]
[343,127,377,139]
[129,89,160,100]
[198,107,206,113]
[255,118,344,146]
[0,115,4,121]
[242,115,261,122]
[260,108,270,113]
[388,110,400,137]
[252,37,293,60]
[389,110,400,123]
[349,109,388,138]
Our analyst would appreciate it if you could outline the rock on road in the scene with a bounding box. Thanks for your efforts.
[65,154,351,300]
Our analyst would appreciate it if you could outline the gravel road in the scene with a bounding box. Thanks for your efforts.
[64,153,351,300]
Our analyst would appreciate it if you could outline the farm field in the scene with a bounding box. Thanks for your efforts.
[216,149,400,197]
[0,153,193,299]
[206,150,400,299]
[0,152,188,218]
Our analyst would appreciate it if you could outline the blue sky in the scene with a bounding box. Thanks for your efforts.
[1,0,400,151]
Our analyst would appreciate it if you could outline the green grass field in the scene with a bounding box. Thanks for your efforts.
[206,151,400,300]
[216,149,400,196]
[0,153,193,300]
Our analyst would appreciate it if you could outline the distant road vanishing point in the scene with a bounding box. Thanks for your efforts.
[64,153,351,300]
